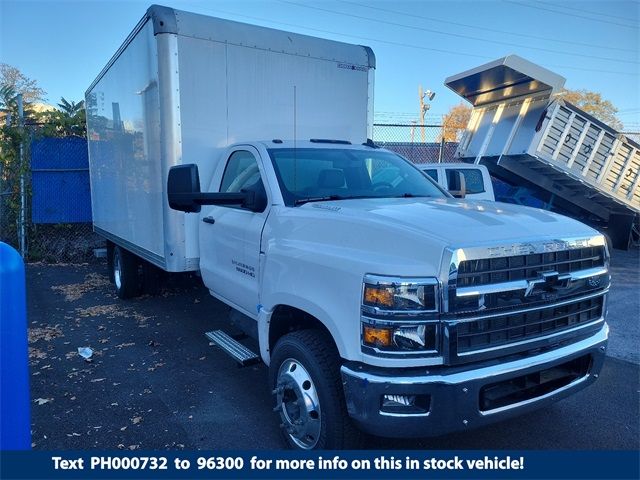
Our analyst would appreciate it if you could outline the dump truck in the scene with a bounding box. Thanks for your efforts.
[445,55,639,249]
[86,7,610,449]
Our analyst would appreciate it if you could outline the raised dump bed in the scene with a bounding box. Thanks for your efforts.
[445,55,639,249]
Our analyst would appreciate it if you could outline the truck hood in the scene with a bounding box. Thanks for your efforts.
[305,197,598,246]
[267,197,599,276]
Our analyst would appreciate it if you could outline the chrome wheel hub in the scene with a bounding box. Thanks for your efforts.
[113,250,122,290]
[274,358,321,449]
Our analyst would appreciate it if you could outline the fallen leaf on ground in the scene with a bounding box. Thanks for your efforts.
[51,273,110,301]
[28,326,63,343]
[29,348,48,360]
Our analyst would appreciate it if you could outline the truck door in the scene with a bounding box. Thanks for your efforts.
[199,148,269,317]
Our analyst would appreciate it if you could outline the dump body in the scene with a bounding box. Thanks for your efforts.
[85,5,375,271]
[446,55,639,248]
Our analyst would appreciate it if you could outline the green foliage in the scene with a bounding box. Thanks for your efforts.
[37,97,87,138]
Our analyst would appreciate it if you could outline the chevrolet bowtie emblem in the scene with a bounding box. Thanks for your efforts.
[524,271,571,297]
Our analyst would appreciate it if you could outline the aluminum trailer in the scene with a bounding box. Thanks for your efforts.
[445,55,639,249]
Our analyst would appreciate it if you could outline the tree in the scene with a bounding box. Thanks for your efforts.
[0,85,17,111]
[562,89,623,130]
[0,63,46,104]
[441,103,471,142]
[38,97,86,137]
[57,97,84,116]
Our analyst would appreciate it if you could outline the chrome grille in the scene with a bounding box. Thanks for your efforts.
[444,239,609,364]
[456,246,605,288]
[456,295,604,354]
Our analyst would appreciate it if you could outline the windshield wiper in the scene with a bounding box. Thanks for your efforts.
[295,195,344,206]
[294,195,377,206]
[393,193,432,198]
[294,193,431,206]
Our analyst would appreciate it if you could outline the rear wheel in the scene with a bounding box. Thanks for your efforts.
[269,329,360,450]
[112,246,140,299]
[106,241,115,283]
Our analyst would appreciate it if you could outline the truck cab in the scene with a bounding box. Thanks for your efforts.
[419,163,495,201]
[167,139,610,450]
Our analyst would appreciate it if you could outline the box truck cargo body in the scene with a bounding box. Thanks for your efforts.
[86,5,374,272]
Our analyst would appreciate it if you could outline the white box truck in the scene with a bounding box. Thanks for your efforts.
[86,6,610,449]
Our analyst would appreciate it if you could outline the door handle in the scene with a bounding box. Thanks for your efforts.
[202,216,215,224]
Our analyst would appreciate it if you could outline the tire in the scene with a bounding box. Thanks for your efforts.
[112,246,141,299]
[269,329,361,450]
[106,241,115,283]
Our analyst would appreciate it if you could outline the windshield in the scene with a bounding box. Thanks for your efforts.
[267,148,447,206]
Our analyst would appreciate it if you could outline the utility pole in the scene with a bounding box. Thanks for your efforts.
[418,85,435,143]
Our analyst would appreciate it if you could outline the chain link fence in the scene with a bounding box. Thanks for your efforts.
[372,124,458,163]
[2,122,636,263]
[0,127,103,263]
[2,123,451,264]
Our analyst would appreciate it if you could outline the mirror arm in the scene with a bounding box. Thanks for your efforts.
[170,192,248,206]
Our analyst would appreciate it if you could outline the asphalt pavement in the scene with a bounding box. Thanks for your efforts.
[26,249,639,450]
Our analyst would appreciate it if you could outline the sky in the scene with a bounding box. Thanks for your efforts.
[1,0,639,130]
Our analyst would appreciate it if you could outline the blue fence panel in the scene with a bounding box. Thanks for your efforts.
[30,137,92,224]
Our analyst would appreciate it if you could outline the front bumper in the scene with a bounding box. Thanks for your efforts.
[341,324,608,438]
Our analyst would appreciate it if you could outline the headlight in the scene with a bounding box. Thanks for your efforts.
[362,323,437,351]
[361,275,440,356]
[362,275,438,313]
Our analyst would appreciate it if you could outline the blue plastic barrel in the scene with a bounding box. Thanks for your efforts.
[0,242,31,450]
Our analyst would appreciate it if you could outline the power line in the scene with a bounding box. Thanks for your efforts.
[279,0,637,65]
[504,1,639,29]
[534,0,639,23]
[340,0,636,54]
[192,4,492,60]
[190,4,637,76]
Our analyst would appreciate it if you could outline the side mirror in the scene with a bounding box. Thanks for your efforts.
[167,164,251,212]
[168,164,202,213]
[240,180,268,213]
[449,171,467,199]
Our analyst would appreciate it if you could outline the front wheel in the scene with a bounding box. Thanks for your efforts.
[269,329,360,450]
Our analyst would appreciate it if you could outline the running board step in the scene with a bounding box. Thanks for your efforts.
[205,330,261,367]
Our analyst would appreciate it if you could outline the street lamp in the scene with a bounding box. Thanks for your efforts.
[419,86,436,142]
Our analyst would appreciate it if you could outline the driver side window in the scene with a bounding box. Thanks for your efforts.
[219,150,267,212]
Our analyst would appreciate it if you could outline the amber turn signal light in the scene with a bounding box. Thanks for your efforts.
[363,285,394,307]
[363,326,392,347]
